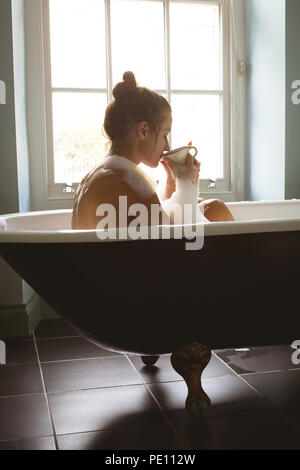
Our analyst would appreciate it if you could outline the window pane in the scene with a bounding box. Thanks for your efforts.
[170,2,221,90]
[171,94,223,179]
[49,0,106,88]
[111,0,165,89]
[52,92,108,183]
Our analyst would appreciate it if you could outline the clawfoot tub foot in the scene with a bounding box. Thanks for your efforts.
[171,343,211,417]
[141,355,160,366]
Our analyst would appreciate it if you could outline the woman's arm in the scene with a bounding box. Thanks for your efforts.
[158,155,208,224]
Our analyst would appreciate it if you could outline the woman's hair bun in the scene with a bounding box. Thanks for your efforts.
[112,71,137,100]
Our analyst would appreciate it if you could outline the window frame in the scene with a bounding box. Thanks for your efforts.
[25,0,245,211]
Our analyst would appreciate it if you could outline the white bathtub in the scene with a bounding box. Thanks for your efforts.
[0,199,299,416]
[0,200,300,242]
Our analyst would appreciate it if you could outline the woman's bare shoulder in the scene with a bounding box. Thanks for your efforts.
[84,164,132,196]
[86,163,159,203]
[75,163,120,194]
[72,163,164,229]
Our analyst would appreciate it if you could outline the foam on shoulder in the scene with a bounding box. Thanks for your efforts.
[103,155,137,172]
[104,155,156,199]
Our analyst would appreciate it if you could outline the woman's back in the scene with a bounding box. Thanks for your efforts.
[72,156,162,230]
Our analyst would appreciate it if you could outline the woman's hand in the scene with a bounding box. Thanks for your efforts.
[162,153,200,187]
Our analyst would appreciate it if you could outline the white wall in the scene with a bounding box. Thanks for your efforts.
[11,0,31,212]
[285,0,300,200]
[245,0,286,201]
[0,0,37,337]
[0,0,20,215]
[0,0,23,310]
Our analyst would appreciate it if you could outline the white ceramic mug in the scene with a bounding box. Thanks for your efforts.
[161,145,198,164]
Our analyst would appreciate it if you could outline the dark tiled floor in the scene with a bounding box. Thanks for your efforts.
[0,319,299,450]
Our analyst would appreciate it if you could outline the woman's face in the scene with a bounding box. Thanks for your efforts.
[143,114,172,168]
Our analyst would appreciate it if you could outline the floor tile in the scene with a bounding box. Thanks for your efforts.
[36,337,119,362]
[149,374,271,420]
[1,330,298,449]
[0,363,44,397]
[0,395,52,442]
[34,319,80,339]
[148,377,299,449]
[204,354,235,378]
[42,356,142,393]
[0,436,55,450]
[183,410,300,450]
[48,385,165,435]
[129,353,234,384]
[242,369,300,429]
[57,425,180,450]
[215,345,300,374]
[3,340,38,365]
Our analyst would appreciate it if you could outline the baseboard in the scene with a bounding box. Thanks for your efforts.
[40,298,59,319]
[0,294,41,339]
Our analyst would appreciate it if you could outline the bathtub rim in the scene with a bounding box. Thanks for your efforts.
[0,200,300,243]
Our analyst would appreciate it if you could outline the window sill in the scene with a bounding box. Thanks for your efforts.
[45,190,239,204]
[199,191,239,202]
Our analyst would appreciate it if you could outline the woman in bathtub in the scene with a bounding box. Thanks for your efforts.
[72,71,233,230]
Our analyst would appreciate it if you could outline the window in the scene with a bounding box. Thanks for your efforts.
[25,0,245,209]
